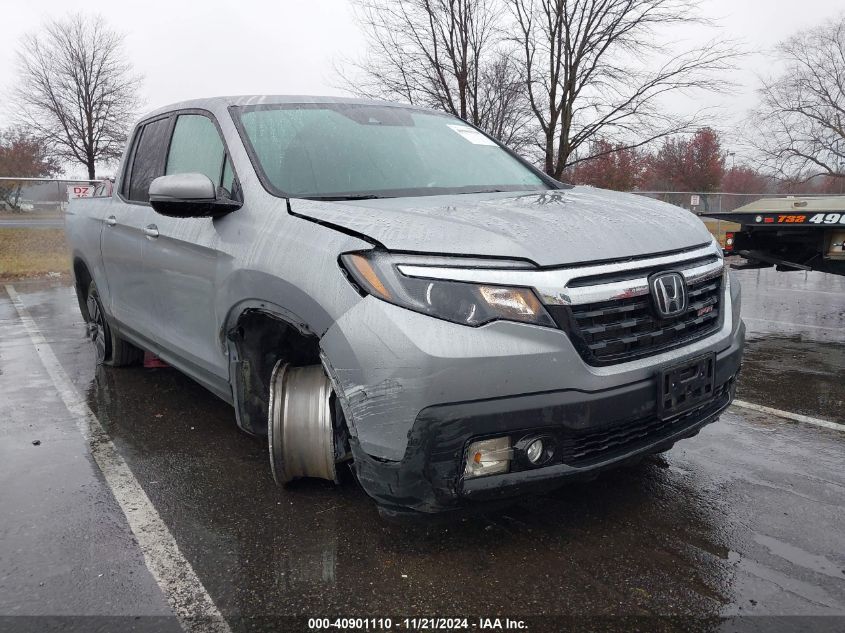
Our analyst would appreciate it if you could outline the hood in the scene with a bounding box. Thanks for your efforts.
[288,187,714,266]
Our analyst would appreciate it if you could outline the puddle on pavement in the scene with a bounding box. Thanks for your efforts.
[737,335,845,423]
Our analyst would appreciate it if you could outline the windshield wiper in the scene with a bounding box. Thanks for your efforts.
[302,194,386,201]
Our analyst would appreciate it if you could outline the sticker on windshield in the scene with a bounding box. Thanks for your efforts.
[447,124,498,146]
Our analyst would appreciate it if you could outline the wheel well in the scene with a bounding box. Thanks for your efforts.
[229,309,322,436]
[73,258,93,320]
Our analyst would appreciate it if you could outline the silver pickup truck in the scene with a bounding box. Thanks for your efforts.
[66,95,745,517]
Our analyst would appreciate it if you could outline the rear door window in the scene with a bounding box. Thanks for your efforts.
[126,117,171,202]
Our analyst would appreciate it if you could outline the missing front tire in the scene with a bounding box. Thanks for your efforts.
[268,362,339,484]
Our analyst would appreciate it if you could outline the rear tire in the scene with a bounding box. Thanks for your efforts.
[85,281,142,367]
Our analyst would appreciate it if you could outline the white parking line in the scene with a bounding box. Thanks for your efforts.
[732,399,845,432]
[4,285,232,633]
[742,317,842,332]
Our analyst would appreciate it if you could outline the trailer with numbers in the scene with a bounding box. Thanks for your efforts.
[707,196,845,276]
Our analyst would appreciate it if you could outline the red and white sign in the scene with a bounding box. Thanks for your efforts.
[67,185,95,199]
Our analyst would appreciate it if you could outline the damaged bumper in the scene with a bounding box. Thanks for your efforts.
[349,330,743,516]
[321,278,744,516]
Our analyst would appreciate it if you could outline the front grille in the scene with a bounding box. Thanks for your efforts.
[547,272,723,365]
[557,380,731,466]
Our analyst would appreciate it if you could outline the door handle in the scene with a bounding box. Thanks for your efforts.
[143,224,160,239]
[105,215,117,227]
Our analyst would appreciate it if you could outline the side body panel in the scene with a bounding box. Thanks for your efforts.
[66,196,112,294]
[100,202,156,332]
[142,213,231,384]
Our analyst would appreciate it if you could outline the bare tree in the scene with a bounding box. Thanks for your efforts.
[747,16,845,182]
[15,14,140,179]
[508,0,740,178]
[341,0,534,148]
[477,52,535,150]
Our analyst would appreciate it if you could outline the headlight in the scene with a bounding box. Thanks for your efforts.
[341,250,555,328]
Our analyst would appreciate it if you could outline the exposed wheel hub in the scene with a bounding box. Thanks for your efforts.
[268,362,337,484]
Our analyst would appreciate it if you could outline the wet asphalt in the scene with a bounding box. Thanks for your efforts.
[0,268,843,632]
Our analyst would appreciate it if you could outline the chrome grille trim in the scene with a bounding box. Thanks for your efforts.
[397,243,723,306]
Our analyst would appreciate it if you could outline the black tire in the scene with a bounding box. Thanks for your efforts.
[85,280,143,367]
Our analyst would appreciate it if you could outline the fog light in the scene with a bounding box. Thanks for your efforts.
[464,437,511,478]
[515,435,554,467]
[526,438,544,464]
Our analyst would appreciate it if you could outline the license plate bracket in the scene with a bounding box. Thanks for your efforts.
[658,353,716,419]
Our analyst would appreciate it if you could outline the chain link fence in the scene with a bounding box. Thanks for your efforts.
[0,177,106,216]
[633,190,839,214]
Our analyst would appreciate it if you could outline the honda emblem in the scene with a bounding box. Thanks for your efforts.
[650,272,687,318]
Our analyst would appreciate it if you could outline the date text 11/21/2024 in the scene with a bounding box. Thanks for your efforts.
[307,617,528,630]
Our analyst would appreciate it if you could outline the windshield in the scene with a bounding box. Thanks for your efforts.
[233,103,549,199]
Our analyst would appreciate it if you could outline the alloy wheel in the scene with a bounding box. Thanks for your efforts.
[86,292,107,363]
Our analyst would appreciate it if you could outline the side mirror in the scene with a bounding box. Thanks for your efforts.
[149,173,241,218]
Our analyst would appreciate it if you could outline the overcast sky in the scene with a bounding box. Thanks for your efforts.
[1,0,842,166]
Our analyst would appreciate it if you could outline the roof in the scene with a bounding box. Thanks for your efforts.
[140,94,425,122]
[731,195,845,214]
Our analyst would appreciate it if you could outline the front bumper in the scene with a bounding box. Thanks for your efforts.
[349,325,744,516]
